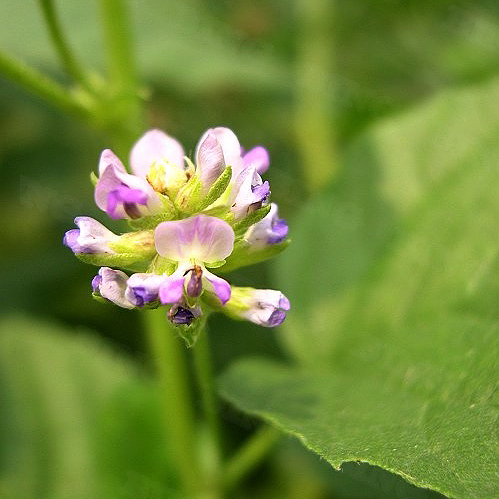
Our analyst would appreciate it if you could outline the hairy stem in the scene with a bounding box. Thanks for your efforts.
[144,309,202,497]
[223,425,281,493]
[37,0,93,91]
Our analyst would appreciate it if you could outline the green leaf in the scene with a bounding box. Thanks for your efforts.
[219,78,499,498]
[0,315,175,499]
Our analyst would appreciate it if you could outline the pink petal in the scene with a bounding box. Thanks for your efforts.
[130,129,185,179]
[98,149,126,176]
[158,271,185,304]
[242,146,270,175]
[195,133,225,192]
[196,127,244,178]
[154,215,235,263]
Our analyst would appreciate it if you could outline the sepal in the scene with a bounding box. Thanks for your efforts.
[232,204,271,236]
[219,239,290,273]
[127,195,177,229]
[75,252,152,273]
[169,308,207,347]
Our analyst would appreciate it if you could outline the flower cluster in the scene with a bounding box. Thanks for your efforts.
[64,128,289,344]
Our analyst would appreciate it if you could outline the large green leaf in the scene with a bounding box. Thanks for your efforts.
[219,78,499,498]
[0,316,175,499]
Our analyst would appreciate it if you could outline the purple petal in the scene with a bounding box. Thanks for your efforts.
[98,149,126,176]
[195,133,225,192]
[170,306,195,325]
[130,129,185,179]
[242,146,270,175]
[245,203,288,248]
[63,229,83,253]
[91,274,102,293]
[158,271,186,304]
[106,185,149,219]
[197,127,243,178]
[267,309,287,327]
[155,215,235,264]
[203,269,231,305]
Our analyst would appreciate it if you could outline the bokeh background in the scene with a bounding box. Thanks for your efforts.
[0,0,497,498]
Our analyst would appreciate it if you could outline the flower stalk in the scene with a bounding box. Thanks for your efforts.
[144,308,202,497]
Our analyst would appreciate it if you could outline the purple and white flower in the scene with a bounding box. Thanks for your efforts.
[125,272,166,307]
[92,267,135,309]
[95,149,162,219]
[154,215,234,306]
[227,288,290,327]
[63,216,119,254]
[197,127,271,219]
[95,130,191,219]
[244,203,288,249]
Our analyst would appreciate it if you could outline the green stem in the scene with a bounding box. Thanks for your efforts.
[37,0,93,91]
[223,425,281,494]
[192,326,223,472]
[144,309,202,498]
[99,0,144,152]
[0,50,91,119]
[295,0,336,193]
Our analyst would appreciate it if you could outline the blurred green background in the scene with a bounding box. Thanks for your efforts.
[0,0,497,498]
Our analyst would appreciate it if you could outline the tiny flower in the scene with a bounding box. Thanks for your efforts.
[225,287,290,327]
[125,272,166,307]
[95,149,162,219]
[154,215,234,306]
[63,216,119,254]
[244,203,288,249]
[92,267,135,309]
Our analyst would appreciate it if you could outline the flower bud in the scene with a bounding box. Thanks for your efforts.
[224,287,290,327]
[63,217,119,254]
[92,267,135,309]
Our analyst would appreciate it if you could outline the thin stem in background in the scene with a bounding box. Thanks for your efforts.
[99,0,143,150]
[37,0,93,92]
[295,0,336,193]
[144,309,202,498]
[223,425,281,494]
[192,326,223,476]
[0,50,91,119]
